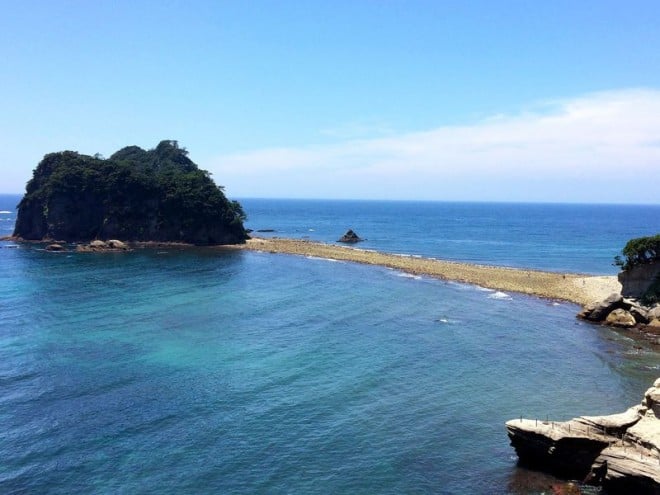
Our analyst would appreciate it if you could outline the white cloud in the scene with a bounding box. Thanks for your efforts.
[211,88,660,203]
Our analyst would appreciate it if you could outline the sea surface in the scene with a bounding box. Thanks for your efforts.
[1,194,659,494]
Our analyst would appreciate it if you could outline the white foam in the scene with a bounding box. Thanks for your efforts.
[395,272,422,280]
[0,210,12,214]
[488,291,512,300]
[305,255,342,263]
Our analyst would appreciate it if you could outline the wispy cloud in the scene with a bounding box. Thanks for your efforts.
[211,88,660,203]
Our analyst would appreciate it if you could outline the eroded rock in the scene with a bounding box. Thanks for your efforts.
[506,378,660,494]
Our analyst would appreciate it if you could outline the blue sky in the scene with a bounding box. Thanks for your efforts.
[1,1,659,202]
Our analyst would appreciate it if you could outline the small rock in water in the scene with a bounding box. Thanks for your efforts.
[337,229,363,243]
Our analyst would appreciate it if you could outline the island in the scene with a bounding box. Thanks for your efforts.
[12,140,248,246]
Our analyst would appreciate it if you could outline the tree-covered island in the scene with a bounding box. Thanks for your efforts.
[13,140,248,245]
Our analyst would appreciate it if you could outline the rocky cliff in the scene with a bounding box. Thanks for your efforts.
[506,379,660,494]
[13,140,248,245]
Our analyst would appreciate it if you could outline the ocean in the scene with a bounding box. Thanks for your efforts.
[1,193,659,494]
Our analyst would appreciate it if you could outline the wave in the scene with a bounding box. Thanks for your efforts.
[305,255,342,263]
[488,291,512,300]
[0,210,13,214]
[395,272,422,280]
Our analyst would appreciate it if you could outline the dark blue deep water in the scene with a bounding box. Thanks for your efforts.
[1,194,659,494]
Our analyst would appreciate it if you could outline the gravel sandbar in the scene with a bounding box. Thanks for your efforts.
[243,237,620,306]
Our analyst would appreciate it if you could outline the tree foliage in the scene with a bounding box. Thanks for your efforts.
[14,140,248,244]
[614,234,660,270]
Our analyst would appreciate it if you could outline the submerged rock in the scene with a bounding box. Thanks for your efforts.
[506,378,660,494]
[46,243,65,251]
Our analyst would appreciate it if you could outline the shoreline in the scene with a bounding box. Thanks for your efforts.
[240,237,621,306]
[1,234,621,306]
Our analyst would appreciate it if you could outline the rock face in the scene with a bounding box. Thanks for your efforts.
[337,229,363,243]
[506,378,660,494]
[619,261,660,299]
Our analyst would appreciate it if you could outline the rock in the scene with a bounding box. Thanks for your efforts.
[648,305,660,321]
[619,261,660,299]
[46,243,64,251]
[605,308,637,328]
[628,304,650,324]
[647,318,660,329]
[506,378,660,494]
[337,229,363,243]
[90,240,107,248]
[580,293,623,321]
[107,239,128,250]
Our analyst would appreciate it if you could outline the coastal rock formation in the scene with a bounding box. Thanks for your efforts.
[13,140,248,246]
[606,308,637,327]
[506,378,660,494]
[619,261,660,299]
[578,292,660,340]
[337,229,363,243]
[76,240,131,252]
[578,293,624,321]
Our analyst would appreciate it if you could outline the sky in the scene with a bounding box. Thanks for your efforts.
[1,1,659,203]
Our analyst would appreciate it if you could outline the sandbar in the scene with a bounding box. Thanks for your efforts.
[242,237,620,306]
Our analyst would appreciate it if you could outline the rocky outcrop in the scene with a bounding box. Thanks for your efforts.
[578,292,660,339]
[76,240,131,252]
[337,229,363,243]
[506,378,660,494]
[578,293,624,321]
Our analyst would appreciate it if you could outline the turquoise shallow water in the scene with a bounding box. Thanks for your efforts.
[1,195,659,494]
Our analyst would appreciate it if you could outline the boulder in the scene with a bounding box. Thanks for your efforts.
[647,318,660,329]
[648,305,660,321]
[107,239,128,250]
[46,243,64,251]
[90,240,107,248]
[580,293,623,321]
[337,229,363,243]
[605,309,637,328]
[628,304,650,324]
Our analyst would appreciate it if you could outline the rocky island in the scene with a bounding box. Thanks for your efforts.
[12,140,248,246]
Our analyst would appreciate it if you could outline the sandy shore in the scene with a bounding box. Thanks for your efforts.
[242,237,620,306]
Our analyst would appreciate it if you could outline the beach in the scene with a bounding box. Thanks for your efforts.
[243,237,620,306]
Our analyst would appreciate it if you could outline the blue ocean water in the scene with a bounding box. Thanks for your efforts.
[1,194,659,494]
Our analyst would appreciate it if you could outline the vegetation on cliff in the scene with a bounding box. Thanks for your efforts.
[615,234,660,270]
[615,234,660,305]
[13,140,248,245]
